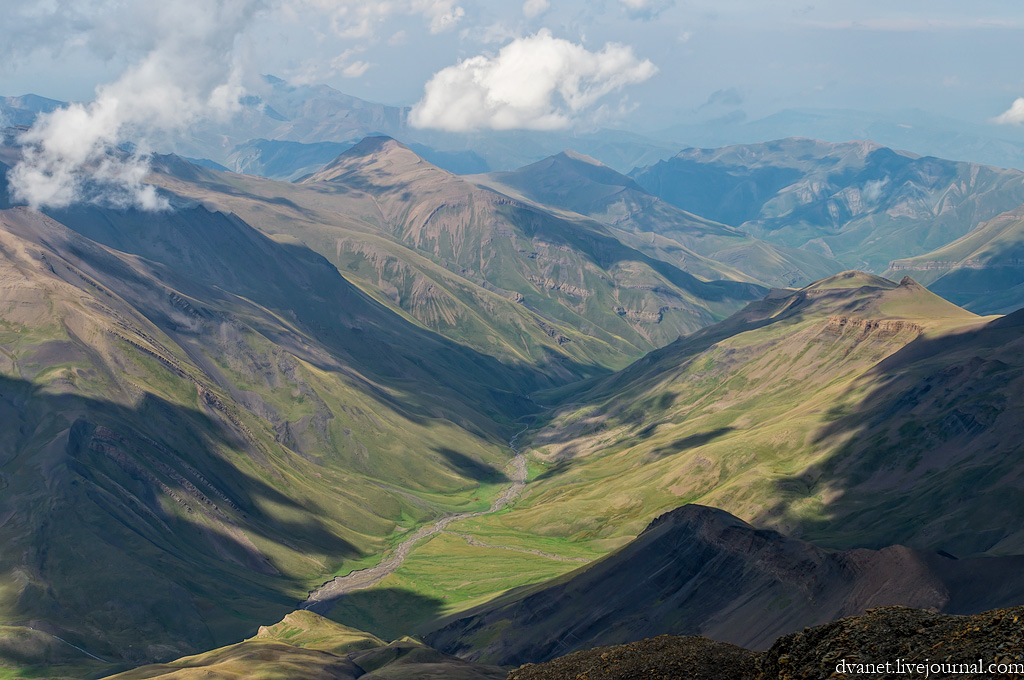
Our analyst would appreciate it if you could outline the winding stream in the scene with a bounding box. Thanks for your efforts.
[300,429,529,613]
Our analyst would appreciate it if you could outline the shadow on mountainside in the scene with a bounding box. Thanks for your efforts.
[325,588,448,643]
[0,374,377,668]
[434,446,509,484]
[0,198,617,670]
[646,427,736,461]
[37,203,609,434]
[754,309,1024,556]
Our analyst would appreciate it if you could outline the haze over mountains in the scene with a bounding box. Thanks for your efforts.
[474,150,838,288]
[5,75,1024,680]
[0,77,678,178]
[631,138,1024,272]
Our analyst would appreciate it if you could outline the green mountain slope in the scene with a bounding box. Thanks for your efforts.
[302,137,764,351]
[471,271,1024,558]
[888,204,1024,313]
[147,154,628,379]
[631,138,1024,272]
[475,150,840,287]
[0,200,545,672]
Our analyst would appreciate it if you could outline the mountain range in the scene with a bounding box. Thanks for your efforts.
[0,136,802,675]
[473,149,838,288]
[888,203,1024,314]
[147,137,791,364]
[630,138,1024,273]
[3,100,1024,680]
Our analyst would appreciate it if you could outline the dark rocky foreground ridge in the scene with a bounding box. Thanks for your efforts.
[429,505,1024,666]
[509,606,1024,680]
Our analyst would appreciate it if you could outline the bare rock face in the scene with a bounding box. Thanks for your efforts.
[428,505,1024,666]
[758,605,1024,680]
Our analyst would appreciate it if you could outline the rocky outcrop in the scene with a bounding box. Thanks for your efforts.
[824,315,923,336]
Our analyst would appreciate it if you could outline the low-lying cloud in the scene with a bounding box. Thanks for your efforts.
[8,0,267,211]
[862,177,890,203]
[409,30,657,132]
[993,98,1024,125]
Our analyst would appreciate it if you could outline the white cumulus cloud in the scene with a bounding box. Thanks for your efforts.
[993,98,1024,125]
[9,0,268,211]
[409,30,657,132]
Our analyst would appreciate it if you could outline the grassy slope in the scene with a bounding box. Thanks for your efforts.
[887,204,1024,313]
[147,157,627,377]
[323,531,597,641]
[6,135,1024,678]
[285,272,1006,643]
[475,271,1023,559]
[0,203,544,674]
[0,143,768,677]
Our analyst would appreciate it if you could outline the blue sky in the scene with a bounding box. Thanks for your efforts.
[4,0,1024,132]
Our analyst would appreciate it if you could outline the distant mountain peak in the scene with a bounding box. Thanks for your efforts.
[898,275,921,288]
[641,503,753,536]
[558,149,605,166]
[802,270,897,292]
[343,135,408,157]
[304,135,439,184]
